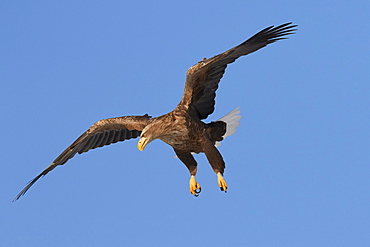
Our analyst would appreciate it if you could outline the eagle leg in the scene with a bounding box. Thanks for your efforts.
[202,140,228,193]
[189,175,201,197]
[217,172,228,192]
[173,150,202,197]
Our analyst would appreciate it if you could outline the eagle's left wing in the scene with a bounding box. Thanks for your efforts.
[14,114,151,201]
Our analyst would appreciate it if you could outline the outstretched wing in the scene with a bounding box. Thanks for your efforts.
[14,114,151,201]
[180,22,297,119]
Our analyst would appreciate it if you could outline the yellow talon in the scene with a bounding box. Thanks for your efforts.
[189,175,201,197]
[217,172,228,192]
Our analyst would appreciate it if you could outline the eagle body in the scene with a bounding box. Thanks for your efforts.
[151,106,225,154]
[14,23,296,200]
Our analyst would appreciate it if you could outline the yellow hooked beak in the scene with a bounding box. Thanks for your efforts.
[137,137,149,151]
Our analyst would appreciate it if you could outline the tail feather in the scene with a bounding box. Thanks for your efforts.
[215,107,241,147]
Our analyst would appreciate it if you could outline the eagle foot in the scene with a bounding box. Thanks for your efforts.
[189,176,201,197]
[217,172,228,193]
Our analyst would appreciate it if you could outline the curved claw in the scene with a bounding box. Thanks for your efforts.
[195,187,202,194]
[217,172,228,193]
[189,176,201,197]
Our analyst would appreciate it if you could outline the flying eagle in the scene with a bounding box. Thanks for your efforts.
[14,22,296,201]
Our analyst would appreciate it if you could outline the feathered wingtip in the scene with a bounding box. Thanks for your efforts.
[13,173,44,202]
[13,163,56,201]
[252,22,298,42]
[215,107,242,147]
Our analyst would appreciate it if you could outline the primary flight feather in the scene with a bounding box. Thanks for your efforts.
[14,22,297,201]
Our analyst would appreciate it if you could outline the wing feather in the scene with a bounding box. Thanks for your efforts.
[80,134,97,153]
[181,22,297,119]
[117,129,127,142]
[97,131,109,148]
[112,130,121,143]
[14,114,151,201]
[106,130,116,145]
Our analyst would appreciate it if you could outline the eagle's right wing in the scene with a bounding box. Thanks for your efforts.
[180,22,297,119]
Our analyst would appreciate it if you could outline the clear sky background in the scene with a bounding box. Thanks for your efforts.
[1,1,369,246]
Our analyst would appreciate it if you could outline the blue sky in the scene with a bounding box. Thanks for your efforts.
[1,1,370,246]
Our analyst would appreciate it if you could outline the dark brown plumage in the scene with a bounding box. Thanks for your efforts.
[14,22,297,200]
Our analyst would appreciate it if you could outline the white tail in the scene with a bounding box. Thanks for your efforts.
[215,107,241,147]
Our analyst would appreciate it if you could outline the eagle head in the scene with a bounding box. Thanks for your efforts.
[137,123,161,151]
[137,134,151,151]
